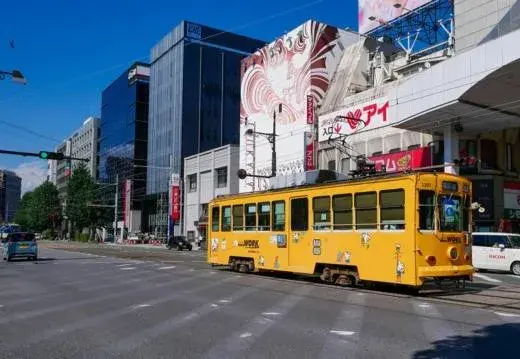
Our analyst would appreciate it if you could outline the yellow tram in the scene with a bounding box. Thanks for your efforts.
[207,169,475,289]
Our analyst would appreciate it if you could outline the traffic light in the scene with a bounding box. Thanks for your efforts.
[38,151,64,160]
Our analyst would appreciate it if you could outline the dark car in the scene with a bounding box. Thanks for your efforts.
[167,236,192,251]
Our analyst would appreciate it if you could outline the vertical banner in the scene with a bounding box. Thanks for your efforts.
[304,132,315,171]
[171,174,181,222]
[123,179,132,227]
[306,95,314,124]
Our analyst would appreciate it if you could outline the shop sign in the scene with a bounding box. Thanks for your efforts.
[318,97,390,141]
[368,147,431,172]
[304,132,315,171]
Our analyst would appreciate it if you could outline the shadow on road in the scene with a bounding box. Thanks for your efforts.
[412,323,520,358]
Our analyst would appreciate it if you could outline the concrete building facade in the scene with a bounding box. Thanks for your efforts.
[183,144,239,243]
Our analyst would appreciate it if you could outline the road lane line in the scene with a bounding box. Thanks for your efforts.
[158,266,176,270]
[318,291,365,359]
[473,273,502,283]
[202,285,311,359]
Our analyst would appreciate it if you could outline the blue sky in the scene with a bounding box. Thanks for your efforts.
[0,0,357,191]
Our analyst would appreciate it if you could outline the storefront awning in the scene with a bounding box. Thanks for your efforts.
[389,28,520,135]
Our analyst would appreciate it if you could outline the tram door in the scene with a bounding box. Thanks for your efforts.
[288,197,311,271]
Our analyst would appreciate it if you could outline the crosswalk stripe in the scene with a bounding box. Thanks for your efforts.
[4,271,222,350]
[108,280,267,353]
[473,273,502,283]
[0,268,210,325]
[318,292,365,359]
[202,285,311,359]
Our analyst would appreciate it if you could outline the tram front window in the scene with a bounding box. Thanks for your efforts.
[438,195,463,232]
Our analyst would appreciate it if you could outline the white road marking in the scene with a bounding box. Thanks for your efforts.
[418,303,431,309]
[262,312,280,316]
[119,267,135,270]
[219,299,230,303]
[495,311,520,318]
[158,266,176,270]
[319,292,365,359]
[203,286,311,358]
[508,275,520,279]
[239,332,252,338]
[133,304,151,309]
[329,330,355,336]
[473,273,502,283]
[210,304,219,308]
[116,264,133,267]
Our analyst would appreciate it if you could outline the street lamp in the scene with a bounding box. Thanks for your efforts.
[238,104,282,179]
[0,69,26,85]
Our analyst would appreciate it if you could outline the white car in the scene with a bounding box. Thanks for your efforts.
[472,232,520,275]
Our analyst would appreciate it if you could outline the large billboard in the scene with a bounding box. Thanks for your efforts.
[358,0,432,34]
[239,20,359,192]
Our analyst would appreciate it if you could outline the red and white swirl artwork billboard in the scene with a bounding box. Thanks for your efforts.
[358,0,432,34]
[239,20,359,192]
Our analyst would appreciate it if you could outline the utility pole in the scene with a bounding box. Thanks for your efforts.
[114,174,119,243]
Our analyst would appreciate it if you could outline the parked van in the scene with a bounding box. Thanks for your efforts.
[471,232,520,275]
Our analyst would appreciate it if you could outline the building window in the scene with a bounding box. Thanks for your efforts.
[380,189,405,230]
[327,160,336,171]
[188,174,197,192]
[355,192,377,230]
[245,204,256,231]
[313,196,330,230]
[252,202,268,231]
[216,167,227,188]
[333,194,353,230]
[272,201,285,231]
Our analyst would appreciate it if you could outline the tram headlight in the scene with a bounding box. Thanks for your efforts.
[447,246,459,261]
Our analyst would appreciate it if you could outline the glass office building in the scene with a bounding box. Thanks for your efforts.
[146,21,264,236]
[98,62,150,233]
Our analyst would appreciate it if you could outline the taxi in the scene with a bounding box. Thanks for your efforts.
[2,232,38,262]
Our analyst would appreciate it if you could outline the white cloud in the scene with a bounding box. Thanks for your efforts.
[9,161,48,194]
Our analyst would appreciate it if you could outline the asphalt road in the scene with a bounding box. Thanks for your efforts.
[1,248,520,359]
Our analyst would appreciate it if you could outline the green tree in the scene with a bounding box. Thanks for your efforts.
[15,181,61,232]
[65,163,102,237]
[14,191,34,229]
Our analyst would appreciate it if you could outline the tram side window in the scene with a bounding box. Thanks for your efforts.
[291,198,308,231]
[355,192,377,230]
[222,206,231,232]
[380,189,405,230]
[211,206,220,232]
[273,201,286,231]
[232,205,244,231]
[245,204,256,231]
[419,191,435,230]
[313,196,331,230]
[333,194,353,230]
[258,202,271,231]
